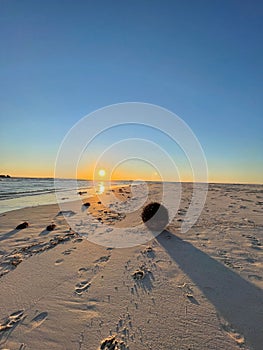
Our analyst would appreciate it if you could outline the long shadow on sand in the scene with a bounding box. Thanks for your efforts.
[157,230,263,350]
[0,230,19,242]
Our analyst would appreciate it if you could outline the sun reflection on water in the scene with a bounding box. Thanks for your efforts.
[97,182,105,194]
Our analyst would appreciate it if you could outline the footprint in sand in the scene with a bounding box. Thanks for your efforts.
[27,312,48,331]
[75,256,111,296]
[55,258,64,265]
[132,269,145,280]
[246,235,262,250]
[62,247,76,255]
[73,238,83,243]
[0,310,25,335]
[178,282,200,304]
[56,210,76,217]
[75,280,91,295]
[142,246,155,258]
[66,299,99,318]
[78,267,89,273]
[94,255,111,264]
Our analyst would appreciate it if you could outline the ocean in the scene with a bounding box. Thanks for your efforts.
[0,177,128,214]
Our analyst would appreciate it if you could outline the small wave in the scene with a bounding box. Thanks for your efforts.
[0,187,84,200]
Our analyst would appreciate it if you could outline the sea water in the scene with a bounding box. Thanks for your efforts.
[0,177,128,214]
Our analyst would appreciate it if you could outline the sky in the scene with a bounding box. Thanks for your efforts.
[0,0,262,183]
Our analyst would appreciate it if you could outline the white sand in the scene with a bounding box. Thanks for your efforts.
[0,183,262,350]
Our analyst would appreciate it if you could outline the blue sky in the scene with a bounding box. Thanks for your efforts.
[0,0,262,183]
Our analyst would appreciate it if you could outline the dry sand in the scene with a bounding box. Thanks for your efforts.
[0,182,262,350]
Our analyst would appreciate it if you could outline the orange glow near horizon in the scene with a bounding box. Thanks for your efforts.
[2,162,263,184]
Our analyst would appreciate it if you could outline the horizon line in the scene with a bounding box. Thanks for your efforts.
[2,175,262,186]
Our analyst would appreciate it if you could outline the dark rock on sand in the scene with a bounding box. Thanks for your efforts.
[83,202,91,207]
[16,222,29,230]
[46,224,56,231]
[141,202,169,231]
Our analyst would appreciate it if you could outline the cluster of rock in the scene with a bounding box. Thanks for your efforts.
[0,174,11,178]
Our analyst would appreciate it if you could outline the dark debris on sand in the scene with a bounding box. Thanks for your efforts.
[0,231,79,278]
[100,335,128,350]
[78,191,87,195]
[15,222,29,230]
[46,224,56,231]
[83,202,91,207]
[132,269,145,280]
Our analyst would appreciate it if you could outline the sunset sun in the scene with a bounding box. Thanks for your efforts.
[98,169,106,177]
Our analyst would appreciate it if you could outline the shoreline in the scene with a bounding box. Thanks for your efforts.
[1,180,262,215]
[0,181,133,215]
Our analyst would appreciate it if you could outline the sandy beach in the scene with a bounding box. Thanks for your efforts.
[2,0,263,349]
[0,182,262,350]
